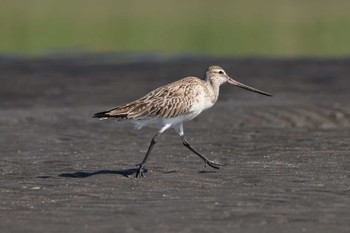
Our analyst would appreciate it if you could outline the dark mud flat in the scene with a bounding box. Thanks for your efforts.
[1,56,350,233]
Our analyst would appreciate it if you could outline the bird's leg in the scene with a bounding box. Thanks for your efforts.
[135,134,158,178]
[180,135,224,169]
[136,124,171,178]
[174,124,224,169]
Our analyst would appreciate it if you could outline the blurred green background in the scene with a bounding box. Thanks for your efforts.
[1,0,350,56]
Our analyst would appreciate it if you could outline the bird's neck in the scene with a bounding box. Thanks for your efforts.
[206,79,220,104]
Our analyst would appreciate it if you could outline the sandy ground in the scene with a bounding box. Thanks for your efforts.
[1,56,350,232]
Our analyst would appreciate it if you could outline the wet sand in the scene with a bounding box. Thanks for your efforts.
[1,57,350,232]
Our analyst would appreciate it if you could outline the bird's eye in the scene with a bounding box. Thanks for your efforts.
[218,71,224,74]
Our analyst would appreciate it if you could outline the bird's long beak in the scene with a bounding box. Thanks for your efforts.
[227,77,272,97]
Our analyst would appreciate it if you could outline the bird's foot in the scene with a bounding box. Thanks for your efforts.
[205,160,226,169]
[135,164,147,178]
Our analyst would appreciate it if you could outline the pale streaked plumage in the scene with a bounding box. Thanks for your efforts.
[94,65,272,178]
[94,77,215,128]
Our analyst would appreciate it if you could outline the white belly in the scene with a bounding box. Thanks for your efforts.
[131,112,200,130]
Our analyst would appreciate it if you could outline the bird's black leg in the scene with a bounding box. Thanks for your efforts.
[174,124,224,169]
[136,124,171,178]
[180,135,224,169]
[136,133,159,178]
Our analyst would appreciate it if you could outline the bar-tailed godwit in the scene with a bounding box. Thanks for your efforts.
[94,65,272,177]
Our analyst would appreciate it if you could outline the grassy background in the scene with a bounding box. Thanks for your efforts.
[1,0,350,56]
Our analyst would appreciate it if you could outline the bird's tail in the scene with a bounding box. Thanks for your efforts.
[93,101,155,120]
[93,104,133,120]
[93,110,128,119]
[93,110,112,119]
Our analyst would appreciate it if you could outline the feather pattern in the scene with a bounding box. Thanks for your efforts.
[93,77,215,122]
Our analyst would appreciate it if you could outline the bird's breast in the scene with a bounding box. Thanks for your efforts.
[189,92,215,113]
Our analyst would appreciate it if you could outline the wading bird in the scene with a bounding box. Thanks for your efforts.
[93,65,272,177]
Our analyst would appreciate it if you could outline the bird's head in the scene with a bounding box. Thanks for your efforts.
[205,65,272,97]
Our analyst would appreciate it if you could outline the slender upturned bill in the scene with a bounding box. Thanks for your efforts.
[227,78,272,97]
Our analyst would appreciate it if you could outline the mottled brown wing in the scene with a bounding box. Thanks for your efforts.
[93,77,201,120]
[129,78,201,119]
